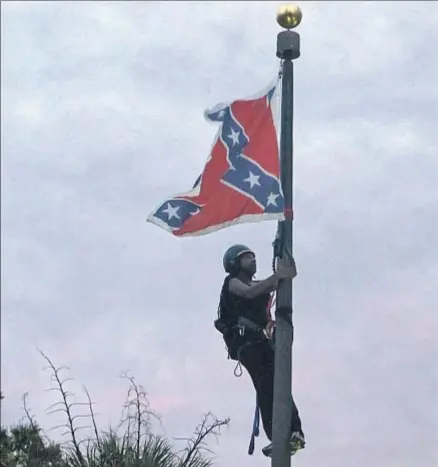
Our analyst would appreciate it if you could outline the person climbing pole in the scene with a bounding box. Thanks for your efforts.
[215,244,305,457]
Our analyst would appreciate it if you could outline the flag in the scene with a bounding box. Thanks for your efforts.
[147,78,285,237]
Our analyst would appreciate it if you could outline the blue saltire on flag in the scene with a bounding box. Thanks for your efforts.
[147,78,284,237]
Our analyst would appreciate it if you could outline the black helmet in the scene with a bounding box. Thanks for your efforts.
[223,244,254,274]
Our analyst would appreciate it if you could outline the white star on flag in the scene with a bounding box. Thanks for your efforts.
[162,203,180,220]
[266,192,280,206]
[228,128,240,146]
[243,172,261,189]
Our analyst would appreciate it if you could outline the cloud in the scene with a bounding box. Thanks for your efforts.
[1,1,437,466]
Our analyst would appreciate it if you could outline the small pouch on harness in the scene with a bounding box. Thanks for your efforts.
[214,316,269,361]
[237,317,268,341]
[214,319,244,360]
[214,319,229,334]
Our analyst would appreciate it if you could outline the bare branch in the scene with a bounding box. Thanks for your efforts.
[22,393,37,429]
[45,401,68,412]
[179,412,230,467]
[83,385,102,452]
[38,348,86,467]
[46,407,69,417]
[59,377,76,386]
[61,425,89,437]
[42,364,71,375]
[46,423,71,433]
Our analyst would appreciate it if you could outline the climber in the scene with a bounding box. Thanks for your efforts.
[215,244,305,457]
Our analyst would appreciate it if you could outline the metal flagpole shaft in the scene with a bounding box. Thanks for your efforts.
[272,5,301,467]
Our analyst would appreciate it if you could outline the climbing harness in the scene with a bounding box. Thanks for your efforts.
[230,313,276,379]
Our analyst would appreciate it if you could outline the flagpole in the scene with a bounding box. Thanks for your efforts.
[272,5,301,467]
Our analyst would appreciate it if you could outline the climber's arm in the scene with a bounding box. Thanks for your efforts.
[229,259,297,299]
[229,275,279,299]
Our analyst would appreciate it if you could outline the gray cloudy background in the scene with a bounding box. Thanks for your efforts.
[1,1,438,466]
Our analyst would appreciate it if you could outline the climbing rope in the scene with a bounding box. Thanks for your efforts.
[233,360,243,377]
[248,396,260,455]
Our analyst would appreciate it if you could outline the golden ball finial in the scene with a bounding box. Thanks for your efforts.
[276,4,302,29]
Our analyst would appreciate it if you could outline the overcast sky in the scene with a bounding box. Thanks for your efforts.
[1,1,438,466]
